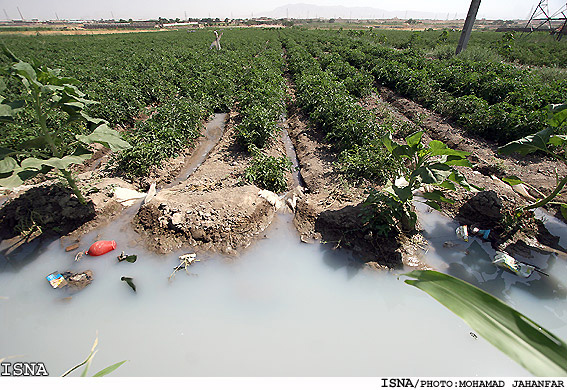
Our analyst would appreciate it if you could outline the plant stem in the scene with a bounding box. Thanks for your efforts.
[523,175,567,211]
[33,89,60,157]
[61,169,87,204]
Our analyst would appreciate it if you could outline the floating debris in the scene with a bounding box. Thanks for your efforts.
[443,241,460,248]
[121,277,136,292]
[117,252,137,263]
[46,272,67,289]
[65,243,80,252]
[169,253,200,281]
[62,270,93,291]
[87,240,117,256]
[455,225,469,242]
[492,252,548,278]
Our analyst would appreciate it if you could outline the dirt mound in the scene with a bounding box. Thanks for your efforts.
[0,183,96,240]
[134,112,289,254]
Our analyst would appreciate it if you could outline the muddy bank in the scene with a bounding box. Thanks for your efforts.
[362,88,567,260]
[133,111,292,255]
[283,78,428,270]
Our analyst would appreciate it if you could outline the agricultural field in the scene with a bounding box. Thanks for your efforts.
[1,27,567,377]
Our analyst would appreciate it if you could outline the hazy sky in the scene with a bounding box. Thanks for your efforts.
[1,0,565,21]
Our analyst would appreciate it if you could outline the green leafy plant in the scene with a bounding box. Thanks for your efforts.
[61,335,126,377]
[243,147,292,193]
[0,47,131,204]
[498,104,567,218]
[405,270,567,376]
[362,131,477,233]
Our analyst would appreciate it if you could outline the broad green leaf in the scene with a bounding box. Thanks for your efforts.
[0,147,15,159]
[405,131,423,148]
[424,200,442,210]
[498,127,553,156]
[438,180,456,191]
[76,124,131,152]
[428,140,469,158]
[420,189,454,204]
[18,136,49,150]
[549,135,567,147]
[413,163,453,185]
[118,255,137,263]
[443,155,473,167]
[381,133,397,153]
[448,170,482,191]
[0,100,25,121]
[548,104,567,128]
[92,360,127,377]
[385,184,412,203]
[392,144,413,159]
[13,61,37,82]
[0,157,17,173]
[404,270,567,377]
[502,176,524,186]
[0,167,42,188]
[20,153,91,170]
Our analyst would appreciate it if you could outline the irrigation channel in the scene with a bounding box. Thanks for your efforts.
[0,115,566,377]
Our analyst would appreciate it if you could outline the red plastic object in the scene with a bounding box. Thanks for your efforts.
[87,240,117,256]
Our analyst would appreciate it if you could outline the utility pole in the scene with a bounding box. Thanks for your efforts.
[456,0,481,55]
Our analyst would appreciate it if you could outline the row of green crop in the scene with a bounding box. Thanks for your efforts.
[290,29,566,144]
[1,29,286,179]
[283,35,397,184]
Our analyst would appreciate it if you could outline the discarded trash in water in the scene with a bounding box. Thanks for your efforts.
[169,253,200,281]
[117,252,137,263]
[443,241,460,248]
[470,332,478,340]
[62,270,93,291]
[491,251,549,277]
[65,243,80,252]
[143,182,156,205]
[112,186,146,207]
[121,277,136,292]
[87,240,117,256]
[46,272,67,288]
[471,227,491,240]
[456,225,469,242]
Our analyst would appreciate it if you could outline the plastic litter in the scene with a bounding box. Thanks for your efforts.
[87,240,117,256]
[493,252,534,278]
[455,225,469,242]
[471,227,491,240]
[46,272,67,288]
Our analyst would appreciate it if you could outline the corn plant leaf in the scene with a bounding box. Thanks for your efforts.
[76,124,131,152]
[560,204,567,221]
[92,360,127,377]
[404,270,567,377]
